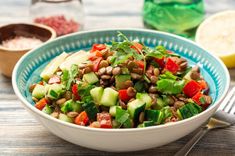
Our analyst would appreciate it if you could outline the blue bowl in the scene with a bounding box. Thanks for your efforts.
[12,29,230,152]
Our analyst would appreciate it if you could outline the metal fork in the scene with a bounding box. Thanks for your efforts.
[175,86,235,156]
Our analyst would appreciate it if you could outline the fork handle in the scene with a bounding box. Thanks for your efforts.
[174,127,210,156]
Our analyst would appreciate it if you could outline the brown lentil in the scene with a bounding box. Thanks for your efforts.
[106,66,113,75]
[139,112,145,123]
[119,99,127,109]
[148,85,158,93]
[101,74,111,80]
[130,73,142,79]
[32,97,38,102]
[192,66,200,73]
[56,98,67,106]
[98,67,106,76]
[180,62,188,70]
[204,95,212,104]
[78,63,86,69]
[67,111,79,118]
[129,98,136,102]
[124,80,133,88]
[112,67,121,75]
[174,101,185,109]
[153,68,160,76]
[51,111,59,118]
[99,60,109,68]
[190,71,200,80]
[83,67,92,74]
[29,84,36,93]
[127,61,137,69]
[64,91,72,100]
[150,75,158,84]
[132,68,143,75]
[127,87,136,97]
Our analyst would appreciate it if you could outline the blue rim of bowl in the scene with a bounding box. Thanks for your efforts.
[12,28,230,132]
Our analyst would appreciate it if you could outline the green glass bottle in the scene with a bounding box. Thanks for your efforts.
[143,0,205,38]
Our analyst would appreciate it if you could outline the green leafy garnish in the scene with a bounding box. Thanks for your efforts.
[160,71,178,80]
[77,82,95,102]
[111,32,145,69]
[161,106,173,120]
[157,79,185,94]
[62,64,79,90]
[116,107,130,126]
[199,96,206,104]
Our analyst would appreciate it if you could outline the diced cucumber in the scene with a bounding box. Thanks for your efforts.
[136,93,152,109]
[41,52,68,80]
[177,109,183,120]
[123,118,132,128]
[143,121,155,127]
[152,97,165,110]
[61,100,83,113]
[32,84,46,99]
[82,101,98,121]
[127,99,146,122]
[42,104,53,114]
[137,123,144,128]
[100,88,118,106]
[145,109,163,124]
[134,81,147,92]
[90,87,104,105]
[58,114,73,123]
[115,74,131,90]
[179,105,193,119]
[178,103,202,119]
[60,50,89,70]
[47,84,64,100]
[109,106,121,117]
[83,72,99,84]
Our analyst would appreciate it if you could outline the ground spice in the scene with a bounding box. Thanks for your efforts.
[34,15,80,36]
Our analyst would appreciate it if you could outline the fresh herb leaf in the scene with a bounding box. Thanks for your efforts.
[160,71,178,80]
[70,64,79,78]
[116,107,130,125]
[157,79,185,94]
[161,106,173,120]
[82,101,98,121]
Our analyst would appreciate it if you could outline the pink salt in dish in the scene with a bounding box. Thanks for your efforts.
[1,36,43,50]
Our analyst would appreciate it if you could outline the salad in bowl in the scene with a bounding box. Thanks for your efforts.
[29,32,212,129]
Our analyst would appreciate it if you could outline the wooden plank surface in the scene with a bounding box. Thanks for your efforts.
[0,0,235,155]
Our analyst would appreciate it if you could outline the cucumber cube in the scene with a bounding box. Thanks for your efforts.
[83,72,99,84]
[136,93,152,109]
[90,87,104,105]
[32,84,46,99]
[58,114,73,123]
[109,106,121,117]
[100,88,118,106]
[127,99,146,122]
[47,84,64,100]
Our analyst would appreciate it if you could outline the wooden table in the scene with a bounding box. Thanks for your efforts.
[1,0,235,155]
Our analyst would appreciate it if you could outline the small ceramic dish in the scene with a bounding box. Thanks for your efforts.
[0,23,56,77]
[12,29,230,152]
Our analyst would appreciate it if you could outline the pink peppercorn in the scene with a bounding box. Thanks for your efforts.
[34,15,80,36]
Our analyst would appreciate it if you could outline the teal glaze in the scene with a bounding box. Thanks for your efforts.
[14,29,229,108]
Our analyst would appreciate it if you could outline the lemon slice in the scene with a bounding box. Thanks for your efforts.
[196,10,235,68]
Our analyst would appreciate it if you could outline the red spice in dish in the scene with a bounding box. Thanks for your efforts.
[34,15,80,36]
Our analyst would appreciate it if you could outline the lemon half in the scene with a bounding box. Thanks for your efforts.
[196,10,235,68]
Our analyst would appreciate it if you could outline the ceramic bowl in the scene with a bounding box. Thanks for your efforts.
[12,29,230,152]
[0,23,56,77]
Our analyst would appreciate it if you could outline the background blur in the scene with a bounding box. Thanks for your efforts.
[0,0,234,29]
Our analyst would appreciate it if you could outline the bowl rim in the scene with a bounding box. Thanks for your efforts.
[0,23,56,52]
[12,28,230,132]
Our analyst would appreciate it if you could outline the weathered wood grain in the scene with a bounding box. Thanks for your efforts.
[0,0,235,156]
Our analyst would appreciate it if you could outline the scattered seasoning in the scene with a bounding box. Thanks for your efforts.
[1,36,43,49]
[34,15,80,36]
